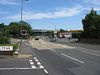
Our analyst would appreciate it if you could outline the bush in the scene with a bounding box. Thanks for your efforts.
[72,32,81,38]
[0,37,10,44]
[80,31,100,39]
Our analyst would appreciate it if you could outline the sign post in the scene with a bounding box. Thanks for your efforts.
[20,30,27,45]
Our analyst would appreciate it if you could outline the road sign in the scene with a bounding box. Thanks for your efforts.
[0,46,13,51]
[20,30,27,36]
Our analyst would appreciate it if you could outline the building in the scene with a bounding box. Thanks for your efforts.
[59,30,83,38]
[32,29,53,36]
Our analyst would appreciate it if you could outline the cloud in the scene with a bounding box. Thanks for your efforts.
[7,7,82,20]
[83,7,100,11]
[0,0,19,5]
[84,0,100,5]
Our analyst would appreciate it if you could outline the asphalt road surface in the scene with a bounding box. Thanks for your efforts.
[0,39,100,75]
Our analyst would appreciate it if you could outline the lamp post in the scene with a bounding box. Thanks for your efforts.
[21,0,24,21]
[21,0,29,21]
[20,0,29,45]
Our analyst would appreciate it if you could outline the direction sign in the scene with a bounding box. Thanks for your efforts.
[0,46,13,51]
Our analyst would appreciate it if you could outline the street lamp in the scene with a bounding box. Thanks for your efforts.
[20,0,29,45]
[21,0,29,21]
[21,0,23,21]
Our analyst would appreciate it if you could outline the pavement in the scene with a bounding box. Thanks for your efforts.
[0,38,100,75]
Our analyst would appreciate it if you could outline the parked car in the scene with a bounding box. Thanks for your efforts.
[50,38,56,42]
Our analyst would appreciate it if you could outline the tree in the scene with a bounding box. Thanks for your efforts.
[59,29,65,33]
[8,21,32,38]
[0,23,5,37]
[9,22,20,37]
[18,21,32,36]
[82,8,100,39]
[0,23,5,28]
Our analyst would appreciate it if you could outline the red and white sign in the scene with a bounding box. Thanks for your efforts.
[0,46,13,51]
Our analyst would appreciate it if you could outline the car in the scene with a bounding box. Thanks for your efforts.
[50,38,56,42]
[35,36,39,40]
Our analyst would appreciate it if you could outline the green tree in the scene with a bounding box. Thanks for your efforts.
[18,21,32,36]
[0,23,6,37]
[8,21,32,38]
[59,29,65,33]
[9,22,20,37]
[82,8,100,39]
[0,23,5,28]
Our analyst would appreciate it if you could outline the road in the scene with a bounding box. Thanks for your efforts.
[0,39,100,75]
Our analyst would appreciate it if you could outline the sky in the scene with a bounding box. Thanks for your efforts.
[0,0,100,30]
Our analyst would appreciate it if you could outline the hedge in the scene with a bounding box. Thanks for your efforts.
[0,37,10,44]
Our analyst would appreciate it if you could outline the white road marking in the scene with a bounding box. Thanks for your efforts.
[39,65,44,69]
[61,54,84,64]
[31,66,36,69]
[0,68,42,70]
[37,62,41,65]
[33,57,48,74]
[29,60,32,62]
[34,57,39,62]
[29,59,36,69]
[44,69,48,74]
[34,57,37,60]
[30,62,34,65]
[81,51,100,57]
[35,59,39,62]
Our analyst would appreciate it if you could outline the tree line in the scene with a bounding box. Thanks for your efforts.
[0,21,32,38]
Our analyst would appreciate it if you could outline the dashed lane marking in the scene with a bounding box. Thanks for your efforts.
[29,57,49,74]
[34,57,37,60]
[61,53,84,64]
[35,59,39,62]
[29,60,32,62]
[37,62,41,65]
[39,65,44,69]
[30,62,34,65]
[81,51,100,57]
[34,57,39,61]
[44,69,48,74]
[31,66,36,69]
